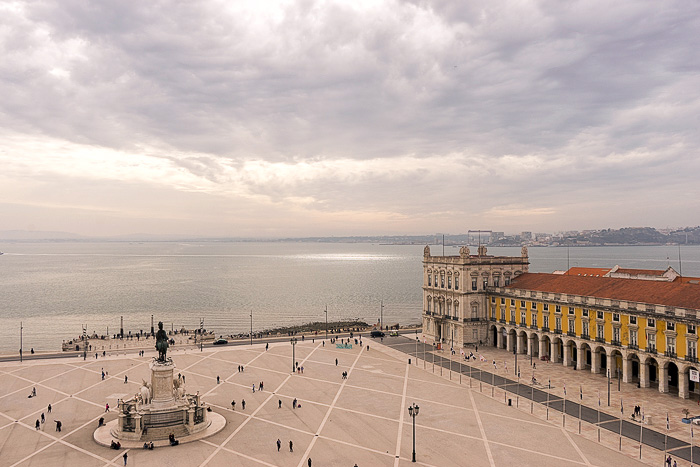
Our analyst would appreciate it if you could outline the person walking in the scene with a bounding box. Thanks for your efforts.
[123,451,128,465]
[35,419,40,430]
[252,384,255,393]
[242,399,246,410]
[289,440,293,452]
[231,400,236,410]
[278,399,282,408]
[124,375,128,384]
[41,413,45,424]
[217,376,220,384]
[293,398,297,409]
[47,404,52,413]
[266,343,269,351]
[307,457,312,467]
[335,358,338,366]
[276,439,281,451]
[105,403,110,412]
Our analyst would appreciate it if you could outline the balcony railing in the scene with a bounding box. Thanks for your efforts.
[530,324,538,330]
[665,351,677,358]
[611,340,621,346]
[567,331,576,337]
[499,319,506,324]
[580,334,590,341]
[541,326,550,332]
[509,320,516,325]
[686,356,698,363]
[646,347,657,354]
[595,337,606,343]
[554,329,562,334]
[628,344,639,350]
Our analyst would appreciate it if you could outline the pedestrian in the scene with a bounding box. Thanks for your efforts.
[231,400,236,410]
[217,376,220,384]
[278,399,282,409]
[289,440,293,452]
[48,404,52,413]
[183,375,185,383]
[266,343,269,351]
[124,375,128,384]
[277,438,281,451]
[102,370,105,380]
[35,419,40,430]
[533,362,536,369]
[293,398,297,409]
[32,387,36,396]
[123,451,128,465]
[308,457,312,467]
[242,399,246,410]
[335,358,338,366]
[252,384,255,393]
[41,413,45,423]
[105,403,110,412]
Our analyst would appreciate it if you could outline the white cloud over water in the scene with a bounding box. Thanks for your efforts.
[1,0,699,236]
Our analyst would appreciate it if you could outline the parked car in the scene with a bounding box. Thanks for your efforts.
[213,338,228,345]
[370,330,385,338]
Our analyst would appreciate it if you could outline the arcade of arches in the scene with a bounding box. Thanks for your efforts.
[490,323,700,400]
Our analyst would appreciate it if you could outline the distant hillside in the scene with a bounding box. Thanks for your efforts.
[0,230,85,241]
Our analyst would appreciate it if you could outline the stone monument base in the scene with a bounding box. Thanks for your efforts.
[94,412,226,448]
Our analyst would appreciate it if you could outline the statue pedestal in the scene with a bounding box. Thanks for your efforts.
[150,360,175,408]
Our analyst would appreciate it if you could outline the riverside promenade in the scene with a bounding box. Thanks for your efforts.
[0,334,649,466]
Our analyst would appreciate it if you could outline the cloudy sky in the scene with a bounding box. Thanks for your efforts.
[1,0,699,237]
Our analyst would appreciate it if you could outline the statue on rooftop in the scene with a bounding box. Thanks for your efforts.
[155,321,169,362]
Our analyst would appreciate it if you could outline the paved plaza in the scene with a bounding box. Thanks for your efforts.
[0,335,662,466]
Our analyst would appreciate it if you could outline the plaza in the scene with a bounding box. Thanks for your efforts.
[0,334,657,467]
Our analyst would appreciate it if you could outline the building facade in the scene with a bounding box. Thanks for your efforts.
[422,247,700,399]
[422,245,529,349]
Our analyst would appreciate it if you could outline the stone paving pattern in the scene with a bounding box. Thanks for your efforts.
[0,335,663,466]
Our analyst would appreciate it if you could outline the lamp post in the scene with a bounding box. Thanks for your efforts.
[607,368,611,406]
[291,337,298,373]
[200,318,204,352]
[82,325,87,360]
[380,300,384,330]
[20,321,23,363]
[151,314,154,337]
[324,305,328,341]
[408,403,420,462]
[250,311,253,346]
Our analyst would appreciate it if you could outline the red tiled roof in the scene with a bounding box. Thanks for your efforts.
[507,273,700,309]
[564,267,611,277]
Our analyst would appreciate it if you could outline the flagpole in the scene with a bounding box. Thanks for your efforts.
[619,398,623,451]
[598,391,601,442]
[547,385,550,420]
[639,406,643,459]
[579,386,582,434]
[691,423,694,467]
[563,383,567,428]
[459,350,462,384]
[665,412,669,462]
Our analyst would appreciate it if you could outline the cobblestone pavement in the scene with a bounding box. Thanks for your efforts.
[0,335,652,466]
[388,334,699,466]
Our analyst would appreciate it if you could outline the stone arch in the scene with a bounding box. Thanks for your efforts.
[610,348,624,378]
[489,324,498,347]
[625,351,641,384]
[579,341,592,371]
[663,360,680,394]
[562,337,577,368]
[681,364,700,400]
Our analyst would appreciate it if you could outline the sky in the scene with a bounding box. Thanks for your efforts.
[1,0,699,238]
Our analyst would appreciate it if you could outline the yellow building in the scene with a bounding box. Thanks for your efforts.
[423,246,700,399]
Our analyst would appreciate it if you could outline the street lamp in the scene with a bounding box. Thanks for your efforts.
[408,403,420,462]
[20,321,23,363]
[324,305,328,341]
[250,311,253,346]
[200,318,204,352]
[291,337,298,373]
[82,325,87,360]
[151,314,154,337]
[380,300,384,330]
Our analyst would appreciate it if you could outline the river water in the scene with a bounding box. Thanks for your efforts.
[1,241,698,353]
